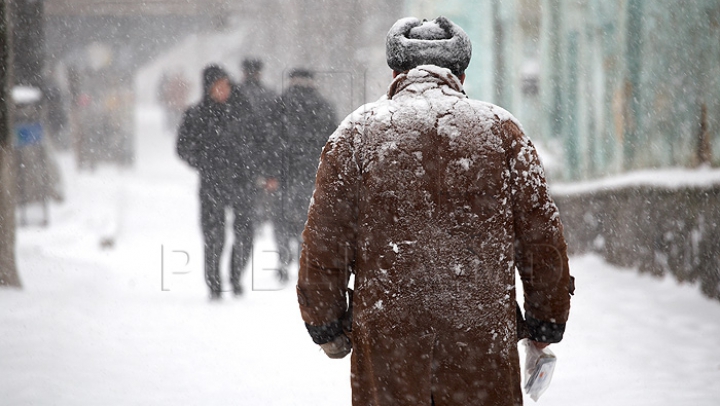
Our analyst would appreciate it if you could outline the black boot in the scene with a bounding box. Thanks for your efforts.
[277,267,289,284]
[205,244,223,300]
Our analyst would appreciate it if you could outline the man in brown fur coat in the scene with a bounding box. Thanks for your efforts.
[297,16,574,406]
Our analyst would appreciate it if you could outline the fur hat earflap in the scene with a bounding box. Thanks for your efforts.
[386,16,472,77]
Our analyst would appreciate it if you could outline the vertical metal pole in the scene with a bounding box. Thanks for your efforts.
[623,0,643,169]
[565,31,581,180]
[0,0,20,287]
[539,0,564,156]
[493,0,507,108]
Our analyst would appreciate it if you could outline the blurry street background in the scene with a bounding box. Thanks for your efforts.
[1,0,720,404]
[0,104,718,405]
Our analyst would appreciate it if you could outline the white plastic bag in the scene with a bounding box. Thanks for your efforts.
[523,339,557,401]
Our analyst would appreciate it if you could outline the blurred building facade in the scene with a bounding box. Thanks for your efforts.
[44,0,227,168]
[405,0,720,181]
[37,0,720,180]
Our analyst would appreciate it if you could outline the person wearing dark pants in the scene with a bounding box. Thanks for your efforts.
[232,58,286,281]
[199,181,255,297]
[177,64,256,300]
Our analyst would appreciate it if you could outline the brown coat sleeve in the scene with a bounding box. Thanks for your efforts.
[505,121,573,343]
[297,125,359,333]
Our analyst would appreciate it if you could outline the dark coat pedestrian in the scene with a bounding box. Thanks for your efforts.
[297,17,573,405]
[232,58,289,281]
[234,58,280,162]
[177,64,257,299]
[233,58,282,210]
[274,69,336,278]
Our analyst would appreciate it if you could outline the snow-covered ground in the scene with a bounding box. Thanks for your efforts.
[2,106,720,405]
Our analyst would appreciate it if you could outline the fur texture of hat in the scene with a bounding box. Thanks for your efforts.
[386,16,471,77]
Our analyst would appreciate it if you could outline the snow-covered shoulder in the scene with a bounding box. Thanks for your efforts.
[465,98,525,134]
[327,95,391,144]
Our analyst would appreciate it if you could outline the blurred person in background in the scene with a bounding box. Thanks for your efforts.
[234,58,278,148]
[232,58,283,247]
[177,64,257,300]
[273,68,336,283]
[43,79,69,149]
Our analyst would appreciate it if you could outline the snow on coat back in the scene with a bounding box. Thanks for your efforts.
[315,65,551,325]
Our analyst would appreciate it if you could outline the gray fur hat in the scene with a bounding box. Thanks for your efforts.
[386,16,471,77]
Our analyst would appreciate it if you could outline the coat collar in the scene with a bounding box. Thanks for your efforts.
[387,65,467,99]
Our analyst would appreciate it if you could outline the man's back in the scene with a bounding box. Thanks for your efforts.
[299,65,571,405]
[349,66,523,322]
[310,64,565,334]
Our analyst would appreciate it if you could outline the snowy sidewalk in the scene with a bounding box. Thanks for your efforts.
[2,106,719,405]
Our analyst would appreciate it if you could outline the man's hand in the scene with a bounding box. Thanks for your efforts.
[319,334,352,359]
